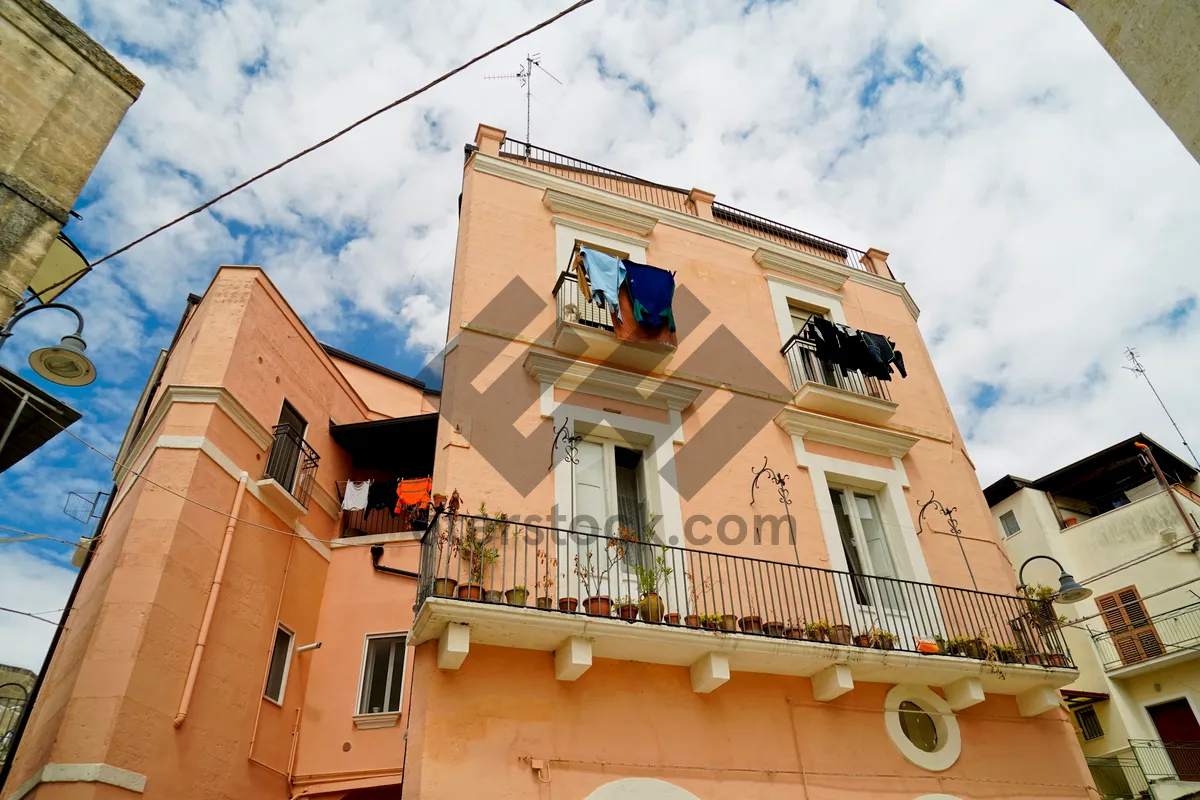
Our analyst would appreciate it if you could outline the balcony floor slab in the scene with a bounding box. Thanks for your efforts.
[410,598,1077,696]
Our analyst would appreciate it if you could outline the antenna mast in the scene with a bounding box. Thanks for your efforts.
[485,53,561,157]
[1125,347,1200,469]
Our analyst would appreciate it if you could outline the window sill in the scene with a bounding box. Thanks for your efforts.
[353,712,400,730]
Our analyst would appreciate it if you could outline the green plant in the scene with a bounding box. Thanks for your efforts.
[511,584,526,592]
[699,613,723,625]
[614,595,637,607]
[805,620,831,638]
[867,626,898,648]
[455,503,505,584]
[534,549,558,597]
[633,544,673,598]
[994,643,1021,663]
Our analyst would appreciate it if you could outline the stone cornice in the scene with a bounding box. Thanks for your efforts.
[753,247,848,291]
[549,215,650,249]
[523,351,702,411]
[542,188,658,235]
[774,406,920,458]
[472,153,920,320]
[11,0,144,99]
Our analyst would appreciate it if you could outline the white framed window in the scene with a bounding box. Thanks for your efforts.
[828,486,901,606]
[573,440,653,556]
[999,510,1021,537]
[884,685,961,771]
[358,634,408,716]
[263,623,294,705]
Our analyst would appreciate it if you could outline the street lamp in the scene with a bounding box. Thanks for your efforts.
[1016,554,1092,604]
[0,303,96,387]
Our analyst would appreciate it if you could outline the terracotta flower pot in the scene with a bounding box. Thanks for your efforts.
[456,583,484,600]
[784,626,804,640]
[853,634,871,648]
[583,596,612,616]
[830,625,853,645]
[806,629,829,642]
[871,639,895,651]
[1025,653,1044,666]
[764,621,785,637]
[536,597,554,609]
[664,612,681,625]
[701,618,719,630]
[738,615,763,634]
[558,597,579,612]
[1046,653,1068,667]
[615,604,639,621]
[504,588,528,606]
[432,578,458,597]
[685,614,701,628]
[638,593,664,623]
[484,589,503,603]
[719,614,738,632]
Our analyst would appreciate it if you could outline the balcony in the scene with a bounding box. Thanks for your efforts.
[410,514,1074,708]
[781,328,897,425]
[551,270,675,371]
[1086,756,1150,799]
[256,423,319,522]
[337,479,430,541]
[1130,740,1200,788]
[1092,603,1200,674]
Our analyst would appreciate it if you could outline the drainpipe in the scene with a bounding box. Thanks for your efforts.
[174,471,249,728]
[370,545,420,579]
[1136,442,1198,542]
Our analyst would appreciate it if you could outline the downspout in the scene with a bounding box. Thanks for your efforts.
[175,471,249,728]
[370,545,420,579]
[1135,442,1199,541]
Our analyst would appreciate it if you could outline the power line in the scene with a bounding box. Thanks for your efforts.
[0,606,61,626]
[23,0,598,306]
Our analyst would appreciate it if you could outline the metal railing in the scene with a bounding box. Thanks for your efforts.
[781,325,891,401]
[711,201,882,276]
[337,481,430,537]
[1092,603,1200,671]
[554,271,614,331]
[417,513,1072,665]
[1086,757,1150,798]
[1131,740,1200,783]
[0,682,28,769]
[263,423,319,509]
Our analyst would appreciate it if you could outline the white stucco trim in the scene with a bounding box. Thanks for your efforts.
[551,213,649,286]
[525,351,702,415]
[756,248,849,292]
[545,188,659,236]
[796,443,930,586]
[472,152,920,319]
[6,763,147,800]
[884,684,961,772]
[776,407,920,459]
[765,274,848,349]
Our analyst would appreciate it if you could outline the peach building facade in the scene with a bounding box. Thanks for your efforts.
[3,124,1093,800]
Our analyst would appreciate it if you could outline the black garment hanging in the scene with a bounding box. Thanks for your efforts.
[365,478,399,520]
[806,317,845,364]
[859,331,907,380]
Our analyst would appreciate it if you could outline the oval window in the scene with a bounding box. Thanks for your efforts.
[899,700,938,753]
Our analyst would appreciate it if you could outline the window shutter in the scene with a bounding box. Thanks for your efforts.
[1096,586,1164,665]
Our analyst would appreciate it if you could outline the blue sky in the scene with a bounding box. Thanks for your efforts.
[2,0,1199,670]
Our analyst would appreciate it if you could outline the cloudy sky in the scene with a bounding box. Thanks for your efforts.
[1,0,1198,671]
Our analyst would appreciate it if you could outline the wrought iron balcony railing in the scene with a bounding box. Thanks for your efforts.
[1131,739,1200,784]
[417,513,1072,667]
[553,270,613,332]
[781,326,891,401]
[1092,602,1200,671]
[263,423,319,509]
[1086,756,1150,798]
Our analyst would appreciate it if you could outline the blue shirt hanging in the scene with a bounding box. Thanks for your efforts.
[622,260,676,332]
[578,247,625,322]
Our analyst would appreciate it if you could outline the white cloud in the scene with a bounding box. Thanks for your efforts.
[0,547,77,672]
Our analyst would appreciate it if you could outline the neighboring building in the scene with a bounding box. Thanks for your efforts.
[4,125,1092,800]
[0,0,144,323]
[987,434,1200,798]
[0,666,34,764]
[1056,0,1200,166]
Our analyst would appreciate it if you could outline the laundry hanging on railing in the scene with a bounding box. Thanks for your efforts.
[802,318,907,381]
[394,476,433,515]
[342,480,371,511]
[621,259,676,332]
[364,478,399,520]
[578,246,625,322]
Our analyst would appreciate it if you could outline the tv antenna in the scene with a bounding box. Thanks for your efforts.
[1124,347,1200,469]
[486,53,561,156]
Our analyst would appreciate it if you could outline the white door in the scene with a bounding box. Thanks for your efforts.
[829,488,912,642]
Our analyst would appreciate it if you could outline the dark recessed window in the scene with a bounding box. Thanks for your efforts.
[1077,705,1104,741]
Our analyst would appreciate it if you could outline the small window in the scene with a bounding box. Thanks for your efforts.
[999,510,1021,537]
[1077,705,1104,741]
[358,635,407,715]
[263,624,294,704]
[899,700,939,752]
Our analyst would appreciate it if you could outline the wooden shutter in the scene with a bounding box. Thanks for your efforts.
[1096,586,1165,665]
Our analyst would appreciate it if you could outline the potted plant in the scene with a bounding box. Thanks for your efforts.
[829,623,853,645]
[430,519,458,597]
[1045,652,1069,667]
[699,614,722,630]
[573,550,615,617]
[1023,584,1059,629]
[784,620,805,640]
[867,626,898,651]
[685,613,702,628]
[685,570,716,630]
[614,596,639,621]
[454,504,502,600]
[633,542,673,624]
[664,612,681,625]
[534,549,558,609]
[739,601,763,634]
[763,620,785,637]
[805,620,832,642]
[718,613,739,632]
[505,585,528,606]
[994,643,1021,664]
[853,630,871,648]
[558,597,579,612]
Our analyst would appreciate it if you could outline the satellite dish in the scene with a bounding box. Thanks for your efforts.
[28,232,89,304]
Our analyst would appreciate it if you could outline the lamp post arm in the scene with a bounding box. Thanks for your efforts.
[1017,553,1068,589]
[0,302,85,352]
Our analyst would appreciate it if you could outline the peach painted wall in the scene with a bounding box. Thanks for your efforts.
[328,354,436,421]
[403,646,1092,799]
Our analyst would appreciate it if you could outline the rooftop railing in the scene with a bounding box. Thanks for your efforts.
[781,325,891,401]
[417,513,1072,667]
[1131,739,1200,784]
[263,423,319,509]
[1092,602,1200,671]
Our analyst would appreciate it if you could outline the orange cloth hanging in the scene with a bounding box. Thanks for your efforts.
[395,477,433,513]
